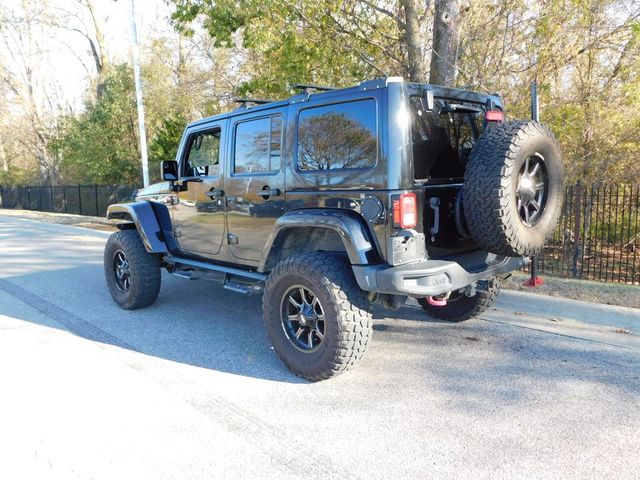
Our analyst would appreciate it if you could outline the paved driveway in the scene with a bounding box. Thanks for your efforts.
[0,213,638,479]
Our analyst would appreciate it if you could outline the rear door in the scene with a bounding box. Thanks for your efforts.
[225,110,286,262]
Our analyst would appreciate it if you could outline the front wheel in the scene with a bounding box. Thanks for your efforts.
[417,278,500,322]
[262,253,372,381]
[104,229,161,310]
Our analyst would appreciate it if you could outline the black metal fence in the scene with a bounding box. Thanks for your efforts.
[0,184,136,218]
[0,182,638,284]
[535,183,639,284]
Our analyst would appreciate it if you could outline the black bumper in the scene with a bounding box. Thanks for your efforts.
[352,251,527,297]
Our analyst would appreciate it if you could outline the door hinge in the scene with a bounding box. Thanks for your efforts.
[227,233,238,245]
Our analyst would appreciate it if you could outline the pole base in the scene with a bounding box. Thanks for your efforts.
[522,276,544,287]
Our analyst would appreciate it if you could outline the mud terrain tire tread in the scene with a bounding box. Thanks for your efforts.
[464,121,564,256]
[262,253,372,381]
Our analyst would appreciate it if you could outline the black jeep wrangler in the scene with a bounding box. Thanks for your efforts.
[104,78,564,381]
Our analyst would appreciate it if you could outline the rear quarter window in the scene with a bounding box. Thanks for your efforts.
[297,99,377,172]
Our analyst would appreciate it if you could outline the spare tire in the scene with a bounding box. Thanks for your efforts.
[463,121,564,257]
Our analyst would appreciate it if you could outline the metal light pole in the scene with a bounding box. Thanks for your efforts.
[129,0,149,187]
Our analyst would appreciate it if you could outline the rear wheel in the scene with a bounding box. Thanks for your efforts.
[104,229,161,310]
[262,253,372,381]
[417,278,500,322]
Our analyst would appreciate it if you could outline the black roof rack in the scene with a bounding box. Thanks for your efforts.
[292,83,336,93]
[234,98,273,106]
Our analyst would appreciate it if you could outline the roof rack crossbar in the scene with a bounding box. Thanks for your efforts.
[234,98,272,106]
[292,83,336,93]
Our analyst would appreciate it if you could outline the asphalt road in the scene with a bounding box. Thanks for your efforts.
[0,213,639,480]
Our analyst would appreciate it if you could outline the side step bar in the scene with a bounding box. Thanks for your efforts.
[164,255,267,295]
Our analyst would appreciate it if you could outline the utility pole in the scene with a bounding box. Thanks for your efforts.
[129,0,149,187]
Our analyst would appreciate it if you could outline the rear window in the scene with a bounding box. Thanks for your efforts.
[234,115,283,174]
[410,97,484,180]
[297,99,377,171]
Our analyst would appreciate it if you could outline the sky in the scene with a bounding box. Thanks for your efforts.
[1,0,175,112]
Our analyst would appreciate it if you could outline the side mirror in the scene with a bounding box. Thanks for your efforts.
[161,160,179,181]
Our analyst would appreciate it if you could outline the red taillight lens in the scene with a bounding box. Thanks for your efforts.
[486,110,504,122]
[392,193,417,229]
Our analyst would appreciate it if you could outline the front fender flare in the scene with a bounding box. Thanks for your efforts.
[106,201,174,253]
[258,209,379,272]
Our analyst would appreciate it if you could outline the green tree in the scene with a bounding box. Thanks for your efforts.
[57,64,141,185]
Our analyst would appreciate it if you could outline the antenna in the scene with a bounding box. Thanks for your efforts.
[292,83,336,93]
[234,98,273,106]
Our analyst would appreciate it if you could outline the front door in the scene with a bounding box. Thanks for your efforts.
[225,112,285,262]
[172,124,226,257]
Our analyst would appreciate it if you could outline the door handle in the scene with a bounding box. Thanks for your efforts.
[176,177,203,186]
[175,177,203,191]
[205,189,224,198]
[255,187,281,198]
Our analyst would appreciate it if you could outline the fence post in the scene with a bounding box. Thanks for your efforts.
[0,185,3,208]
[572,182,583,278]
[78,185,82,215]
[522,81,544,287]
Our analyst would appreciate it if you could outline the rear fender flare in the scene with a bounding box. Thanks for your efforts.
[259,209,379,272]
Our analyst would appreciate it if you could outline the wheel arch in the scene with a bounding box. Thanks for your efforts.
[258,209,380,272]
[106,201,177,253]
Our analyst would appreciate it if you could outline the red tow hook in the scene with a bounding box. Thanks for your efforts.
[426,296,447,307]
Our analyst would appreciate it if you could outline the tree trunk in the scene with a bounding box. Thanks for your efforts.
[401,0,427,83]
[85,0,109,99]
[429,0,465,87]
[0,141,7,172]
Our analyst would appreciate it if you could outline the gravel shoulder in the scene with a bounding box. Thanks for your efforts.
[504,271,639,309]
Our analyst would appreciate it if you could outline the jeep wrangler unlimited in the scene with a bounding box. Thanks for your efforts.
[104,78,564,381]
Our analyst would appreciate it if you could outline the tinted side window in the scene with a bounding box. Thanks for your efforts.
[297,99,377,171]
[234,116,282,174]
[186,129,221,176]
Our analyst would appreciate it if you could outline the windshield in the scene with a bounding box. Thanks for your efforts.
[410,96,485,181]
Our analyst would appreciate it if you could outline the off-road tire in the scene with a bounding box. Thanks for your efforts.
[104,229,161,310]
[464,121,564,256]
[262,253,372,381]
[417,278,500,322]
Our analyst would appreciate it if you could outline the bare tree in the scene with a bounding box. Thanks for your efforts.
[401,0,428,82]
[429,0,467,86]
[0,3,62,184]
[48,0,109,99]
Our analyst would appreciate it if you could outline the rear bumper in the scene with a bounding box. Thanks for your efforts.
[352,251,527,297]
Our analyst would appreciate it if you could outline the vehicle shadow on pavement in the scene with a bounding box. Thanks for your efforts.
[2,265,639,396]
[0,267,305,383]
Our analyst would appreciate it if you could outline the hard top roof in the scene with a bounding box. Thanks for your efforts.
[187,77,500,128]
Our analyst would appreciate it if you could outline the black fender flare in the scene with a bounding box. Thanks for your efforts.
[258,209,380,272]
[106,201,176,253]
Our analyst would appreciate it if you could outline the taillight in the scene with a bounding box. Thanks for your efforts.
[392,193,417,229]
[486,110,504,122]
